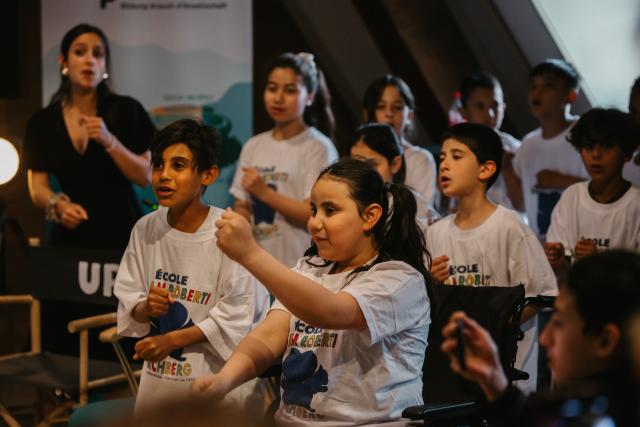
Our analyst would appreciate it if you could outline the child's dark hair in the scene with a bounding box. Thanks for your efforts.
[50,23,112,105]
[565,250,640,423]
[151,119,220,173]
[567,250,640,335]
[265,52,336,141]
[529,59,579,90]
[567,108,640,157]
[631,76,640,97]
[305,158,434,296]
[459,71,501,108]
[363,75,415,127]
[348,123,407,184]
[440,123,503,189]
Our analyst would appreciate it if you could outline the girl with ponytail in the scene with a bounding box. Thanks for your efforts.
[195,157,434,426]
[229,52,338,268]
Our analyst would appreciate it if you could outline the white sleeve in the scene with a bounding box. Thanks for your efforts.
[406,149,437,207]
[302,139,338,198]
[546,192,573,256]
[229,141,252,202]
[115,226,150,337]
[195,260,270,361]
[343,264,430,345]
[508,230,558,298]
[512,144,525,179]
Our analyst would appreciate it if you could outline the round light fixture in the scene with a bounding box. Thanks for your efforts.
[0,138,19,185]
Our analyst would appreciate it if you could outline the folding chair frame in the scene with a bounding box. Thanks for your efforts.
[0,295,139,427]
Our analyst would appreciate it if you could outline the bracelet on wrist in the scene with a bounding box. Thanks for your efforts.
[45,192,70,223]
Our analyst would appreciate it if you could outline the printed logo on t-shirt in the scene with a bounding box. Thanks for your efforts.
[444,263,492,286]
[145,301,195,381]
[281,348,328,419]
[143,271,214,381]
[258,165,289,184]
[583,237,610,250]
[287,320,339,348]
[151,268,213,305]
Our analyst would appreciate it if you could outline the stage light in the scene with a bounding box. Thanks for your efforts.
[0,137,19,185]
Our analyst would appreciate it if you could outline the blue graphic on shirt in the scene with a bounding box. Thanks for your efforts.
[251,182,277,225]
[537,191,561,235]
[281,348,329,411]
[149,302,194,362]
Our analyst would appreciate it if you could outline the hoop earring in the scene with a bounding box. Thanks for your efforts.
[61,67,69,76]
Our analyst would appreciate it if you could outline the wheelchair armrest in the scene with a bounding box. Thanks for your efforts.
[402,401,478,421]
[99,326,119,343]
[67,312,117,334]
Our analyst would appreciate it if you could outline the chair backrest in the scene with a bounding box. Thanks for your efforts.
[422,284,524,405]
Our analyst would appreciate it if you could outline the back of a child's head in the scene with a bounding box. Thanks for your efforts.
[629,76,640,120]
[362,75,415,123]
[265,52,335,140]
[529,59,579,90]
[151,118,220,172]
[459,71,502,108]
[567,250,640,335]
[567,108,640,157]
[631,76,640,96]
[440,123,504,189]
[350,123,406,184]
[309,157,432,286]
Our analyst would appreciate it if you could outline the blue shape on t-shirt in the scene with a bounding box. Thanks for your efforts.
[281,348,328,411]
[149,302,194,362]
[537,191,562,235]
[251,183,277,225]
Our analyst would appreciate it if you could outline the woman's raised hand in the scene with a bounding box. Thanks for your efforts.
[80,115,116,149]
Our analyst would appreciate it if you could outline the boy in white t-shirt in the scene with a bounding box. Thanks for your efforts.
[114,119,270,413]
[427,123,557,394]
[458,71,522,212]
[545,108,640,273]
[508,59,589,238]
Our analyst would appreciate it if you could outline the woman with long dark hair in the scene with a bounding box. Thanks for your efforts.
[24,23,156,251]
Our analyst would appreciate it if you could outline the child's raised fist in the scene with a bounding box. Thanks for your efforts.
[146,285,175,318]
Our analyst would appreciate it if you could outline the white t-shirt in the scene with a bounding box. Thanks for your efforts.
[402,139,437,209]
[622,152,640,188]
[546,181,640,256]
[114,207,270,413]
[487,132,521,210]
[512,125,589,238]
[271,258,430,426]
[230,127,338,267]
[426,205,557,394]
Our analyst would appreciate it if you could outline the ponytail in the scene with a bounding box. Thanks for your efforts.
[306,68,336,142]
[305,158,434,302]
